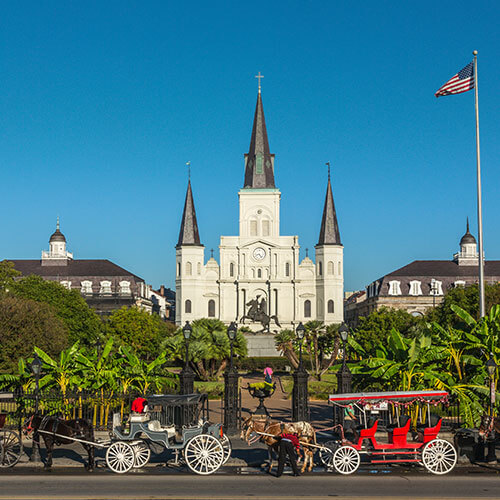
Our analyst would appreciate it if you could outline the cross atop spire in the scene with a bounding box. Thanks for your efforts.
[186,161,191,180]
[56,216,60,231]
[255,71,264,94]
[326,162,331,181]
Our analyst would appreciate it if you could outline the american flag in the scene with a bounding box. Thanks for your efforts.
[435,62,474,98]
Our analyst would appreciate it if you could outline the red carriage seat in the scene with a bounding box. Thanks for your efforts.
[388,417,411,447]
[356,418,378,447]
[422,417,442,443]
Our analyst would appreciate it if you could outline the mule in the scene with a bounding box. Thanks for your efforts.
[241,416,317,472]
[23,414,95,471]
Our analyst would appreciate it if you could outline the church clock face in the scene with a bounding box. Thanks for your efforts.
[253,247,266,261]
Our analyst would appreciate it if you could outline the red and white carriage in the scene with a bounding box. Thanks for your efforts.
[325,390,458,475]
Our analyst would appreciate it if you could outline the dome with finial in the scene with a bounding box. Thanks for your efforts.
[49,217,66,243]
[460,218,476,245]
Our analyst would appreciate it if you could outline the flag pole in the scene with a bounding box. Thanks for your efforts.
[473,50,486,318]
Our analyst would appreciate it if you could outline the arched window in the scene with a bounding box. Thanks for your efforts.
[186,262,192,276]
[229,262,235,277]
[285,262,290,277]
[208,299,215,317]
[327,300,334,313]
[318,262,323,276]
[177,263,181,276]
[185,299,192,313]
[250,219,258,236]
[327,261,334,275]
[257,269,262,278]
[262,220,270,237]
[304,300,311,318]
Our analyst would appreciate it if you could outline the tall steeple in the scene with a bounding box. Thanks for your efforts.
[177,180,202,247]
[317,168,341,245]
[243,86,276,189]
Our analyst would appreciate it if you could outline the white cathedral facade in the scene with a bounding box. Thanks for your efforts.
[175,88,344,332]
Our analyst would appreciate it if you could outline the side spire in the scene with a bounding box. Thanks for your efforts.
[177,179,202,247]
[317,166,341,246]
[243,86,275,189]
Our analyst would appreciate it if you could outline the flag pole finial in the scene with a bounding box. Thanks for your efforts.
[473,50,478,56]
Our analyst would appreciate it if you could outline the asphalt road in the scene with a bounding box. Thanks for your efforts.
[1,472,500,500]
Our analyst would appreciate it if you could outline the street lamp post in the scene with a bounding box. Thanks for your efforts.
[336,323,352,425]
[292,322,309,422]
[30,353,42,464]
[224,322,239,435]
[486,354,497,463]
[179,321,195,395]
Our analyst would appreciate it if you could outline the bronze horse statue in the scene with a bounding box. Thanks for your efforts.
[240,296,281,333]
[23,414,95,470]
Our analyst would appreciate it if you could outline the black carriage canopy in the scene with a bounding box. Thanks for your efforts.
[328,390,449,406]
[146,394,207,406]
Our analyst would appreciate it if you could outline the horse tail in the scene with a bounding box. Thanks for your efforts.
[273,316,281,327]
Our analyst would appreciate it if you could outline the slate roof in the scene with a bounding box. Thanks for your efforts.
[386,260,500,278]
[10,259,144,281]
[177,180,202,247]
[317,175,341,246]
[243,92,276,189]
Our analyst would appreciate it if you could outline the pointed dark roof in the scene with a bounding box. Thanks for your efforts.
[317,175,341,246]
[243,92,276,188]
[460,217,477,245]
[177,180,202,248]
[49,218,66,243]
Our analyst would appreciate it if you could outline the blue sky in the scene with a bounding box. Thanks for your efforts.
[1,1,499,292]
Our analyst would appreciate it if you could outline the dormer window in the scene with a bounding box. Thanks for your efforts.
[81,280,93,295]
[430,279,443,296]
[119,281,131,296]
[388,280,402,296]
[100,280,112,295]
[60,280,71,290]
[454,280,466,287]
[409,280,422,296]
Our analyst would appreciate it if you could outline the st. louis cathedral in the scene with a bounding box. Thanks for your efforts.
[175,86,344,335]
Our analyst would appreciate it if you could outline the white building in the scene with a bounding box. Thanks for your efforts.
[175,88,344,335]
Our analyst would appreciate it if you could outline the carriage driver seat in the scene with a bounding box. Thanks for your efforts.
[147,419,176,439]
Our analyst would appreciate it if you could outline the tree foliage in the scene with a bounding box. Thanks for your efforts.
[11,275,102,346]
[0,260,21,292]
[353,306,422,355]
[0,295,68,374]
[162,318,247,381]
[105,306,175,360]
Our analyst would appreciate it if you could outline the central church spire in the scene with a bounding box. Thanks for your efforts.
[243,89,276,189]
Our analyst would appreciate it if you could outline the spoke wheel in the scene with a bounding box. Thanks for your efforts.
[421,439,457,475]
[132,442,151,469]
[332,445,360,475]
[220,434,232,465]
[184,434,224,475]
[106,441,135,474]
[319,440,338,469]
[0,430,23,468]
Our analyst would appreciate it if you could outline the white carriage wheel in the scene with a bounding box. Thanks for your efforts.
[319,441,337,469]
[0,430,23,468]
[421,439,457,475]
[332,445,360,475]
[106,441,135,474]
[220,434,232,465]
[132,442,151,469]
[184,434,224,475]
